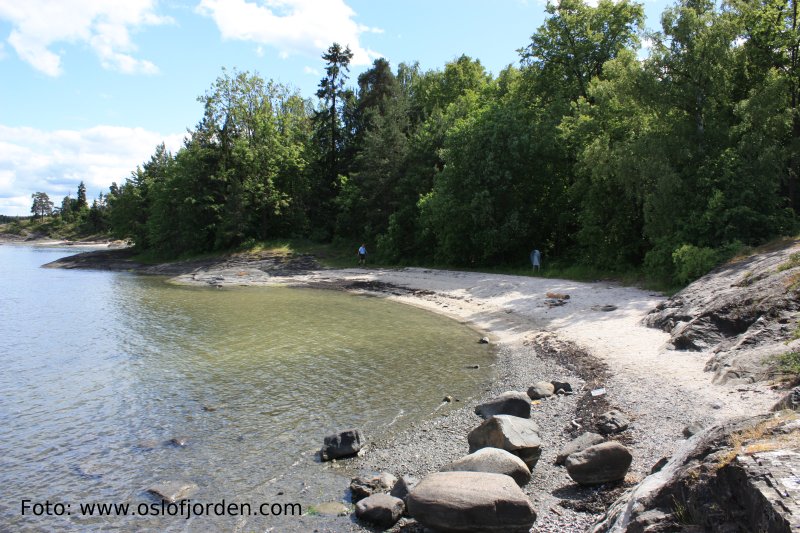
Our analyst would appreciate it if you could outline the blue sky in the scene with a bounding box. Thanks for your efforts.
[0,0,670,216]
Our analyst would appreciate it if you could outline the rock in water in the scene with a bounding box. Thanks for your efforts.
[527,381,555,399]
[597,409,630,434]
[474,391,532,419]
[355,493,404,528]
[350,472,397,502]
[556,432,605,465]
[565,441,632,485]
[467,415,542,468]
[147,481,198,503]
[407,471,536,533]
[320,428,364,461]
[441,447,531,486]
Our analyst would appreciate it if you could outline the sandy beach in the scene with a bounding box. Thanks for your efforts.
[167,263,782,531]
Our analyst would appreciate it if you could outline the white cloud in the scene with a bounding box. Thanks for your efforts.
[196,0,381,66]
[0,0,169,76]
[0,125,184,216]
[303,65,319,75]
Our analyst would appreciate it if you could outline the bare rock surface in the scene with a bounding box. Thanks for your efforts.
[594,412,800,532]
[644,239,800,384]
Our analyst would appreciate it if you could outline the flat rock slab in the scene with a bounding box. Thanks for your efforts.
[441,447,531,486]
[147,481,198,503]
[467,415,542,468]
[313,502,350,516]
[407,471,536,533]
[355,493,404,528]
[565,441,632,485]
[475,391,531,419]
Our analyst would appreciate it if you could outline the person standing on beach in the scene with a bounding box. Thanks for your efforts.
[530,249,541,272]
[358,244,367,266]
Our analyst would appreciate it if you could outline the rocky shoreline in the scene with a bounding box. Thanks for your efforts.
[39,244,800,531]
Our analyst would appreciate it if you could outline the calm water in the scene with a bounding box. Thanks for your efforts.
[0,245,493,531]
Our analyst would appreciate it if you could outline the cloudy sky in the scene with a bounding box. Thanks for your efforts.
[0,0,670,216]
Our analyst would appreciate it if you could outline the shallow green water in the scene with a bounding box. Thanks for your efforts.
[0,245,494,531]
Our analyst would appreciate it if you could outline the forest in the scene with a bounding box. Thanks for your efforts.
[67,0,800,284]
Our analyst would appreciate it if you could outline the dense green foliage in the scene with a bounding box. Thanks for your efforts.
[65,0,800,284]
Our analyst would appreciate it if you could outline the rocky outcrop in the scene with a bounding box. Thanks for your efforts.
[320,428,364,461]
[407,471,537,532]
[467,415,542,468]
[565,441,632,485]
[355,493,404,528]
[441,447,531,486]
[593,413,800,532]
[643,240,800,384]
[474,391,531,419]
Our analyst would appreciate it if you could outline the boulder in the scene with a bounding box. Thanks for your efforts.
[556,432,605,465]
[565,441,632,485]
[597,409,630,434]
[441,447,531,486]
[350,472,397,502]
[355,493,404,528]
[147,481,198,503]
[474,391,531,419]
[168,436,190,447]
[527,381,555,399]
[772,386,800,411]
[407,471,536,533]
[551,381,573,394]
[320,428,364,461]
[467,415,542,468]
[389,475,419,502]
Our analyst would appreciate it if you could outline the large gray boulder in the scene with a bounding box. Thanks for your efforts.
[441,447,531,486]
[556,432,605,465]
[565,441,632,485]
[475,391,531,419]
[355,493,404,528]
[320,428,364,461]
[407,471,536,533]
[467,415,542,468]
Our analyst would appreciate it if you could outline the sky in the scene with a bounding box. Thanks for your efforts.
[0,0,671,216]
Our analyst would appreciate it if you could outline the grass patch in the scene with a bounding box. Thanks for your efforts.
[778,252,800,272]
[775,351,800,375]
[718,412,799,468]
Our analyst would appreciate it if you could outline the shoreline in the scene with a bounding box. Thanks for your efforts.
[42,247,783,531]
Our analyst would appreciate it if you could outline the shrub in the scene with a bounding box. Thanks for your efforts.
[672,244,719,285]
